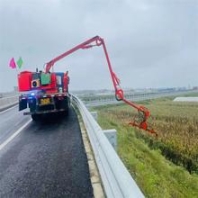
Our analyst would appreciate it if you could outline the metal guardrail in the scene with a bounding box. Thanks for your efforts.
[71,95,145,198]
[82,90,198,107]
[0,95,19,110]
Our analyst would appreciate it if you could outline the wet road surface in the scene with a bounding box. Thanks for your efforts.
[0,107,93,198]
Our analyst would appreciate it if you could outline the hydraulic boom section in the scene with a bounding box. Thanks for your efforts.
[45,36,157,135]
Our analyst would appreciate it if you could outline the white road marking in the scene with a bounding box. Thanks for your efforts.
[0,119,32,151]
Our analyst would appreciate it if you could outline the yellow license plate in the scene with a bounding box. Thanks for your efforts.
[40,98,51,105]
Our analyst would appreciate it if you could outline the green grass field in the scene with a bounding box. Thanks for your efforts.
[93,96,198,198]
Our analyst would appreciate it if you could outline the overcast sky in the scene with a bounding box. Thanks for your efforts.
[0,0,197,92]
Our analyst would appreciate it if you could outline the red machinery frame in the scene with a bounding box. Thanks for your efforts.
[45,36,157,135]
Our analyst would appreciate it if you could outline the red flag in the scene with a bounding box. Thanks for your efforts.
[9,58,16,69]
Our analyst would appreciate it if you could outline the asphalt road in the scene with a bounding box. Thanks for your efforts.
[0,106,30,146]
[0,106,93,198]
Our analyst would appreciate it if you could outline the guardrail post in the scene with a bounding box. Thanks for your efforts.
[91,111,98,121]
[103,129,117,151]
[91,111,117,150]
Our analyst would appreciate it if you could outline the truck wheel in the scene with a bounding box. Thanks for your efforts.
[31,114,40,121]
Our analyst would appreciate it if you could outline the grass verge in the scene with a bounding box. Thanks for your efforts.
[94,102,198,198]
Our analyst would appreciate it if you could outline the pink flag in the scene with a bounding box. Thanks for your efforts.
[9,58,16,69]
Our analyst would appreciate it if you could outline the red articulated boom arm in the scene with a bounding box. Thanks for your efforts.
[45,36,157,135]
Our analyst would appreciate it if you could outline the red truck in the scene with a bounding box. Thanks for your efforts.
[18,70,70,121]
[17,36,156,135]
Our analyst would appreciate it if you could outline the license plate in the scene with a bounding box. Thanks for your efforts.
[40,98,51,105]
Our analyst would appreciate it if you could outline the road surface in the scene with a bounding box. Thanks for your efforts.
[0,106,93,198]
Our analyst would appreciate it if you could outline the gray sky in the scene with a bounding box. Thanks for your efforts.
[0,0,198,92]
